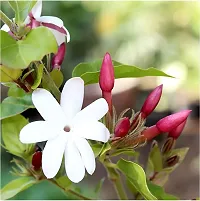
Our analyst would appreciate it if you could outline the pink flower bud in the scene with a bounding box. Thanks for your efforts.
[32,151,42,171]
[142,125,161,141]
[52,43,66,69]
[99,52,114,92]
[156,110,191,133]
[168,120,187,139]
[141,85,163,119]
[114,117,130,138]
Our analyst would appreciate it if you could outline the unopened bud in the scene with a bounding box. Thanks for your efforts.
[99,52,115,92]
[32,151,42,171]
[141,85,163,119]
[114,117,130,138]
[156,110,191,133]
[168,120,187,139]
[52,42,66,69]
[142,125,161,141]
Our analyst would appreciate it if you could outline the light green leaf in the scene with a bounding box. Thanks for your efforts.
[50,69,64,88]
[90,143,104,157]
[8,1,36,24]
[117,159,157,200]
[0,27,58,69]
[1,114,34,158]
[72,59,174,85]
[0,94,34,120]
[147,181,179,200]
[146,142,163,175]
[99,142,111,160]
[8,84,26,97]
[56,176,72,190]
[31,64,44,89]
[0,65,22,82]
[110,148,139,157]
[1,177,37,200]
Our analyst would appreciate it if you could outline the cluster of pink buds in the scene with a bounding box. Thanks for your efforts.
[99,52,191,145]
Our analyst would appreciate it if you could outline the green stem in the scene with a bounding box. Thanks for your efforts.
[50,179,91,200]
[104,160,128,200]
[0,10,13,30]
[43,66,61,102]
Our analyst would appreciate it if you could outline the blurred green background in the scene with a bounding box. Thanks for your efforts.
[1,1,199,199]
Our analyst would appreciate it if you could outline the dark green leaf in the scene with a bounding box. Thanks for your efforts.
[31,64,44,89]
[147,181,179,200]
[146,142,163,175]
[1,114,34,158]
[117,159,157,200]
[72,59,174,85]
[8,1,36,23]
[1,177,37,200]
[0,94,34,120]
[0,27,58,69]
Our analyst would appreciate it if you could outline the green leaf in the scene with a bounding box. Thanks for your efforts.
[117,159,157,200]
[94,177,105,196]
[90,143,104,157]
[99,142,111,161]
[72,59,174,85]
[147,181,179,200]
[50,69,64,88]
[31,64,44,89]
[1,177,37,200]
[0,94,34,120]
[146,142,163,175]
[1,114,34,158]
[0,27,58,69]
[56,176,72,190]
[8,1,36,24]
[8,84,27,97]
[110,148,139,157]
[0,65,22,82]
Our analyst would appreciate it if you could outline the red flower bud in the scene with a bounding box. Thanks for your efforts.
[99,52,114,92]
[168,120,187,139]
[32,151,42,171]
[156,110,191,133]
[114,117,130,138]
[52,42,66,69]
[142,125,161,141]
[141,85,163,119]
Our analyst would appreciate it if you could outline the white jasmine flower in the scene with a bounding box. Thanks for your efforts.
[20,77,110,183]
[1,0,70,45]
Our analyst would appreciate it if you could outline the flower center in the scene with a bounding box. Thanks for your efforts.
[64,126,71,132]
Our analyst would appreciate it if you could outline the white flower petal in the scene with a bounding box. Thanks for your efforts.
[24,16,31,25]
[65,139,85,183]
[31,0,42,18]
[36,16,63,27]
[63,26,70,43]
[48,28,66,46]
[42,133,67,178]
[75,138,95,175]
[32,89,67,128]
[72,98,108,126]
[73,122,110,143]
[20,121,58,143]
[1,24,10,32]
[61,78,84,124]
